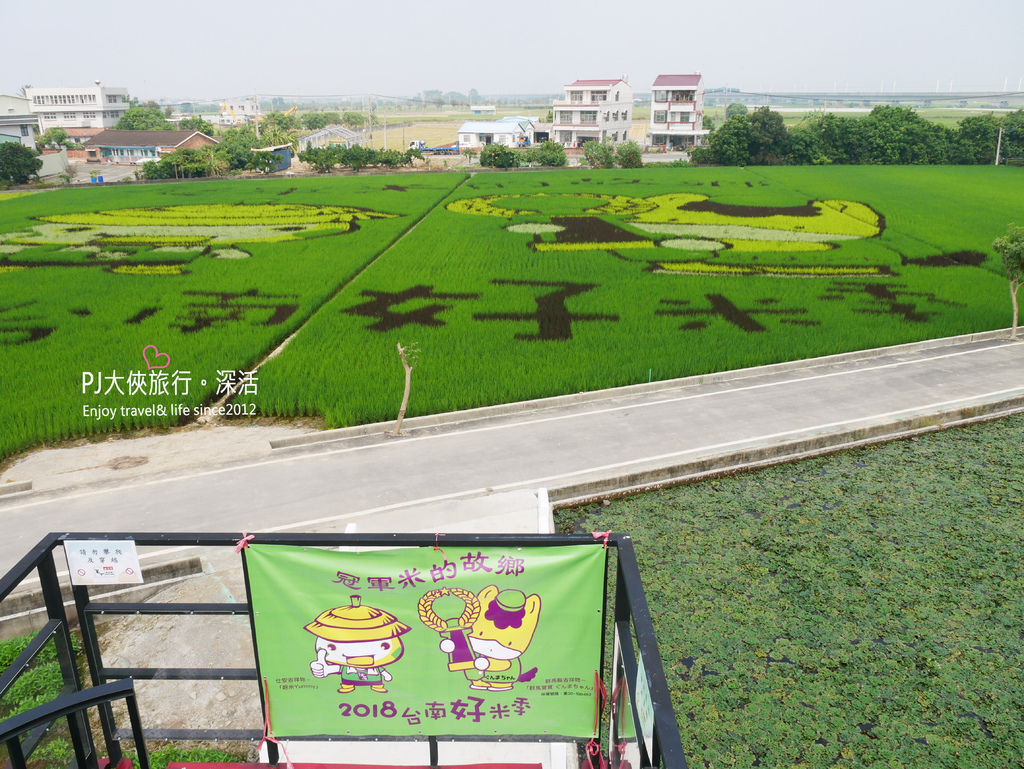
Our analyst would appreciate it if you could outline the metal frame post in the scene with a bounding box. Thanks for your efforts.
[37,551,98,769]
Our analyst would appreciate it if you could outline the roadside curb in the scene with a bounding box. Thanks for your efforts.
[547,391,1024,507]
[0,481,32,497]
[269,329,1014,450]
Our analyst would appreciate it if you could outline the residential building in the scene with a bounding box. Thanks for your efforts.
[457,116,537,149]
[0,94,38,149]
[552,79,633,148]
[84,129,217,164]
[648,74,709,150]
[26,84,129,130]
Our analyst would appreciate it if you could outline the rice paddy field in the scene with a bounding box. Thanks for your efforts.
[557,413,1024,768]
[0,166,1019,460]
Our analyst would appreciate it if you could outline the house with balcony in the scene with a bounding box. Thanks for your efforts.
[552,79,633,148]
[647,74,709,151]
[26,83,129,130]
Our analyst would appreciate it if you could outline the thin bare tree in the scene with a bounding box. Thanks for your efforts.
[392,342,420,436]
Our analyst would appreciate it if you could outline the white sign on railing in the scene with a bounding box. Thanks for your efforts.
[63,540,143,586]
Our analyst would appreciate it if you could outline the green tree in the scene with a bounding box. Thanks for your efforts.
[247,151,280,174]
[115,106,172,130]
[339,144,375,172]
[700,113,751,165]
[614,140,643,168]
[533,140,566,167]
[215,127,260,170]
[479,144,518,168]
[0,143,42,185]
[302,112,341,131]
[860,105,951,165]
[992,223,1024,338]
[726,102,748,119]
[952,114,1000,164]
[583,139,615,169]
[299,146,340,173]
[38,127,69,149]
[261,111,301,133]
[340,112,364,129]
[747,107,789,164]
[179,116,215,136]
[997,110,1024,163]
[376,149,406,168]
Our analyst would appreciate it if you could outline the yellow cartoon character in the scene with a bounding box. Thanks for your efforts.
[461,586,541,692]
[305,595,411,694]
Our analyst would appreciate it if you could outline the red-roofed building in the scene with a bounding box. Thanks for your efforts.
[552,78,633,148]
[648,74,708,151]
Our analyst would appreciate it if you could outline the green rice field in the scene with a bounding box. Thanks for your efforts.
[1,166,1019,460]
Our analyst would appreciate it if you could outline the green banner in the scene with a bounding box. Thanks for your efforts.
[245,543,606,738]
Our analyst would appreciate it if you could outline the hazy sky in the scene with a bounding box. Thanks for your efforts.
[5,0,1023,101]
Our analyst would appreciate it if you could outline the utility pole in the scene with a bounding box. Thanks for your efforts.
[995,126,1004,166]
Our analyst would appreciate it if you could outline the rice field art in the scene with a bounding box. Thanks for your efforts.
[247,166,1016,430]
[1,166,1020,459]
[0,176,463,460]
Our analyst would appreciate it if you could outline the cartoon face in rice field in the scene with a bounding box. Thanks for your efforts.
[448,192,891,279]
[306,595,411,695]
[0,204,397,275]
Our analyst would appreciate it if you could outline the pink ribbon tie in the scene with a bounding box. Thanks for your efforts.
[234,533,255,553]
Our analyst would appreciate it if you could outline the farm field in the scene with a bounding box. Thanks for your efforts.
[1,166,1019,460]
[556,413,1024,768]
[244,165,1014,430]
[0,175,463,460]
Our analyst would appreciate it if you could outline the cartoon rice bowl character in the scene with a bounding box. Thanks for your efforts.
[306,595,411,694]
[461,586,540,692]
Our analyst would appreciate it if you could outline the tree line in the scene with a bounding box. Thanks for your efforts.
[693,106,1024,166]
[297,145,423,173]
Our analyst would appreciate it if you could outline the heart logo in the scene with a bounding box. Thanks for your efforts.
[142,344,171,370]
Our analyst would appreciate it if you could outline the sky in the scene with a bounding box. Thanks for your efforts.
[5,0,1024,101]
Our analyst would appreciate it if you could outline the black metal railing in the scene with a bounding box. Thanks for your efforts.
[0,678,149,769]
[0,531,687,769]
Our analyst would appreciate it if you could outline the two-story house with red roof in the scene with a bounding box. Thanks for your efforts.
[551,78,633,148]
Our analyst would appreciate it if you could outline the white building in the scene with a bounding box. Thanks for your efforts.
[220,97,260,125]
[26,84,129,130]
[648,74,709,151]
[551,79,633,148]
[458,116,537,149]
[0,94,38,149]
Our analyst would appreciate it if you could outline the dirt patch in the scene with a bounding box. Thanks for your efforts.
[126,307,159,325]
[550,216,647,244]
[900,251,986,267]
[107,455,149,470]
[344,285,481,332]
[681,200,821,218]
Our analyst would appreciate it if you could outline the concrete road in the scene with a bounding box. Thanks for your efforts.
[1,334,1022,572]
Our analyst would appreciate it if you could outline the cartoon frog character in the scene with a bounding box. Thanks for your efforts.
[306,595,411,694]
[440,586,541,692]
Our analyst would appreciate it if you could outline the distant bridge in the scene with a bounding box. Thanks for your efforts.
[703,89,1024,106]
